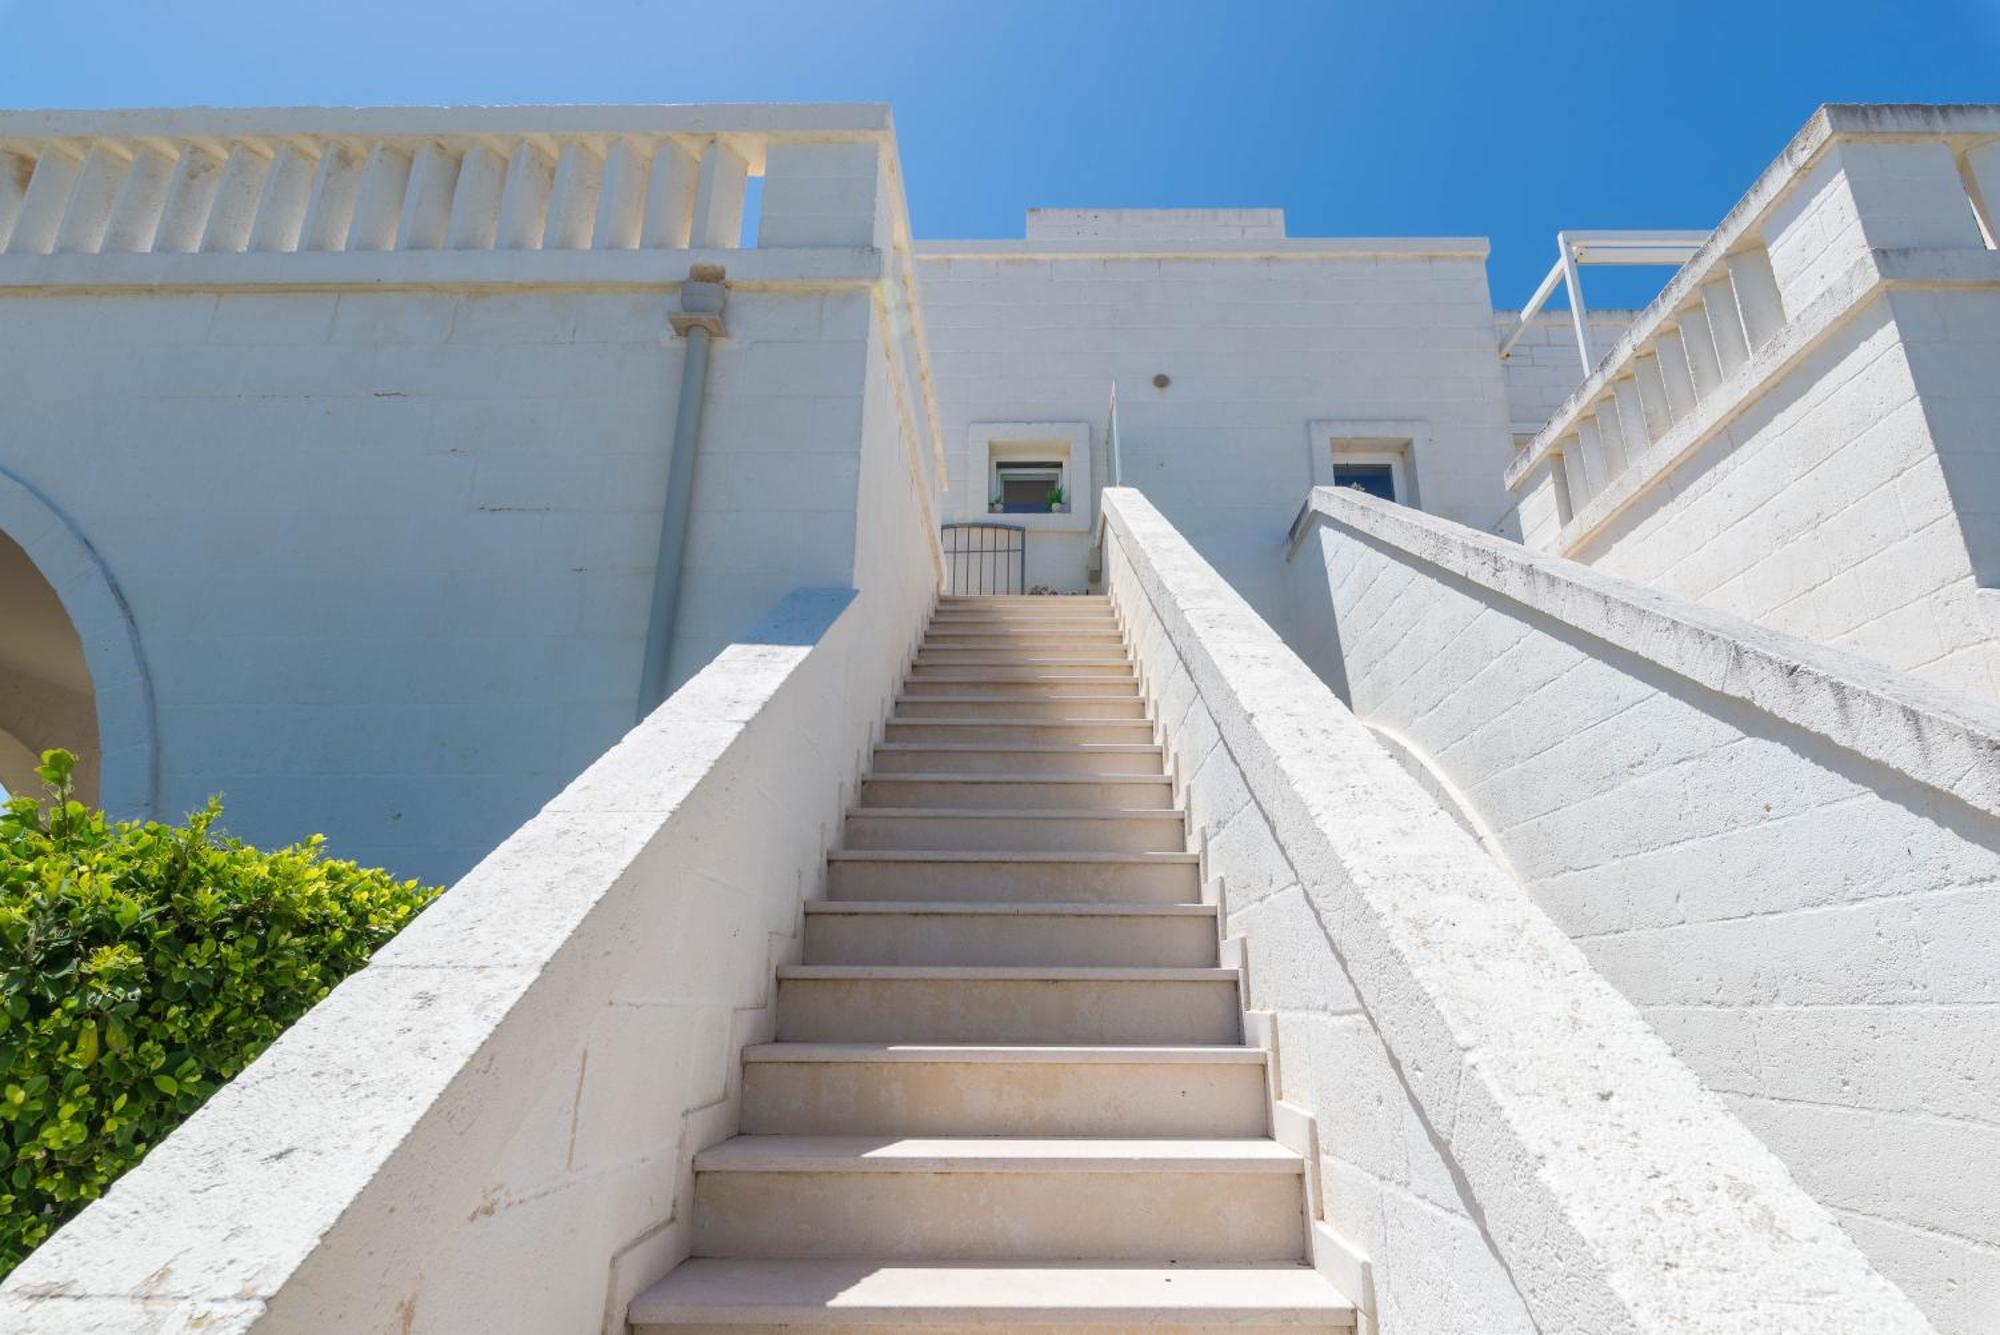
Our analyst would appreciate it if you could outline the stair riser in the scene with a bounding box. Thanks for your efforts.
[909,665,1137,682]
[858,778,1175,811]
[894,698,1147,720]
[922,633,1128,649]
[901,680,1141,699]
[843,813,1185,854]
[884,722,1155,745]
[826,858,1199,904]
[739,1060,1269,1137]
[803,911,1217,967]
[775,978,1241,1045]
[920,650,1131,666]
[872,746,1163,775]
[694,1170,1303,1262]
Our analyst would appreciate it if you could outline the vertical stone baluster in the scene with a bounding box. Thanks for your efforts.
[300,143,364,251]
[1559,437,1592,513]
[53,142,131,253]
[1594,399,1630,479]
[545,142,604,249]
[1677,305,1723,402]
[104,146,178,252]
[1726,247,1785,353]
[1576,416,1611,496]
[0,149,33,250]
[1612,377,1650,458]
[642,140,698,249]
[396,144,461,250]
[690,138,749,248]
[153,145,225,254]
[1700,277,1749,379]
[594,138,652,250]
[8,146,83,254]
[1633,354,1673,440]
[247,145,320,253]
[1654,326,1699,420]
[495,142,554,249]
[347,145,412,251]
[445,144,507,250]
[199,144,274,252]
[1548,451,1575,527]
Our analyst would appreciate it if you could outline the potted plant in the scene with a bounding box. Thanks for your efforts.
[989,493,1004,513]
[1047,485,1067,514]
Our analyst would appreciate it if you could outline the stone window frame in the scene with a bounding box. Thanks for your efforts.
[966,421,1093,533]
[1308,418,1428,510]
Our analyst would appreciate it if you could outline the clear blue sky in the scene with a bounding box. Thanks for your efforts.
[2,1,1996,306]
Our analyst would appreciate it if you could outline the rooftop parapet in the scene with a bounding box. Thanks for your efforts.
[1504,103,2000,552]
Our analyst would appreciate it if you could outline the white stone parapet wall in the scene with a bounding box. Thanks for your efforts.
[1100,486,1934,1335]
[0,566,935,1333]
[1287,484,2000,1335]
[0,104,948,884]
[1502,105,2000,700]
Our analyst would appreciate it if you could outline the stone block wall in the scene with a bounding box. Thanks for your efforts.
[1288,486,2000,1335]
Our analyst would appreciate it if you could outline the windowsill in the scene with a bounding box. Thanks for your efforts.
[981,509,1091,533]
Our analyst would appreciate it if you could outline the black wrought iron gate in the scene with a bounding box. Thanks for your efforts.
[940,522,1027,594]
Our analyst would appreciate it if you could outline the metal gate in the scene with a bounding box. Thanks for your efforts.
[940,522,1027,594]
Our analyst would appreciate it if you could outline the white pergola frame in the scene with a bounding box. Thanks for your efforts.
[1498,229,1710,371]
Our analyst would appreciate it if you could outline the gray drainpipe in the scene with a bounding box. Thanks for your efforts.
[637,263,728,717]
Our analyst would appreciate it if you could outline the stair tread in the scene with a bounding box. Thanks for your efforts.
[695,1135,1302,1174]
[863,773,1169,784]
[848,807,1184,819]
[631,1258,1353,1324]
[780,965,1233,982]
[805,901,1213,916]
[876,742,1160,752]
[742,1043,1263,1064]
[828,850,1198,862]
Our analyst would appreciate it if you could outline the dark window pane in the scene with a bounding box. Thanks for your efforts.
[1333,463,1396,502]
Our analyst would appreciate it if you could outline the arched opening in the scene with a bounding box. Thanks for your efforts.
[0,528,99,803]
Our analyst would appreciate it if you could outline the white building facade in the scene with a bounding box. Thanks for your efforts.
[1,101,1997,1335]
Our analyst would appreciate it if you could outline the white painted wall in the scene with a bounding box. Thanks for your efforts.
[1495,309,1636,433]
[0,110,939,886]
[916,224,1516,621]
[1287,486,2000,1335]
[0,312,941,1333]
[1105,486,1934,1335]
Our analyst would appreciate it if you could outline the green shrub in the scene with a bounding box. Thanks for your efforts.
[0,750,441,1273]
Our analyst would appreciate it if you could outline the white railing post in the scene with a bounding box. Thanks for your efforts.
[199,144,274,253]
[1726,247,1786,352]
[1557,231,1595,371]
[444,144,506,251]
[495,142,554,250]
[300,143,363,252]
[395,145,461,251]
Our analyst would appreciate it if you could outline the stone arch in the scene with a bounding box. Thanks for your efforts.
[0,467,157,817]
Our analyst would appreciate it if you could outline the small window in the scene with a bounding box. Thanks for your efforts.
[1332,463,1397,502]
[996,460,1066,513]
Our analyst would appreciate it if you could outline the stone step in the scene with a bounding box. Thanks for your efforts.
[631,1258,1355,1332]
[802,901,1218,967]
[690,1137,1305,1263]
[825,851,1201,904]
[737,1042,1270,1137]
[858,775,1176,812]
[922,629,1128,647]
[871,742,1164,775]
[919,642,1131,661]
[902,678,1142,699]
[774,965,1242,1045]
[908,661,1139,680]
[926,616,1123,633]
[894,695,1148,720]
[883,719,1157,746]
[842,808,1186,853]
[940,595,1112,604]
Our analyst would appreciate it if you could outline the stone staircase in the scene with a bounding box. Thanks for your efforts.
[631,595,1355,1333]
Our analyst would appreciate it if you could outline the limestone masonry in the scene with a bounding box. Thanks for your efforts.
[0,101,1995,1335]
